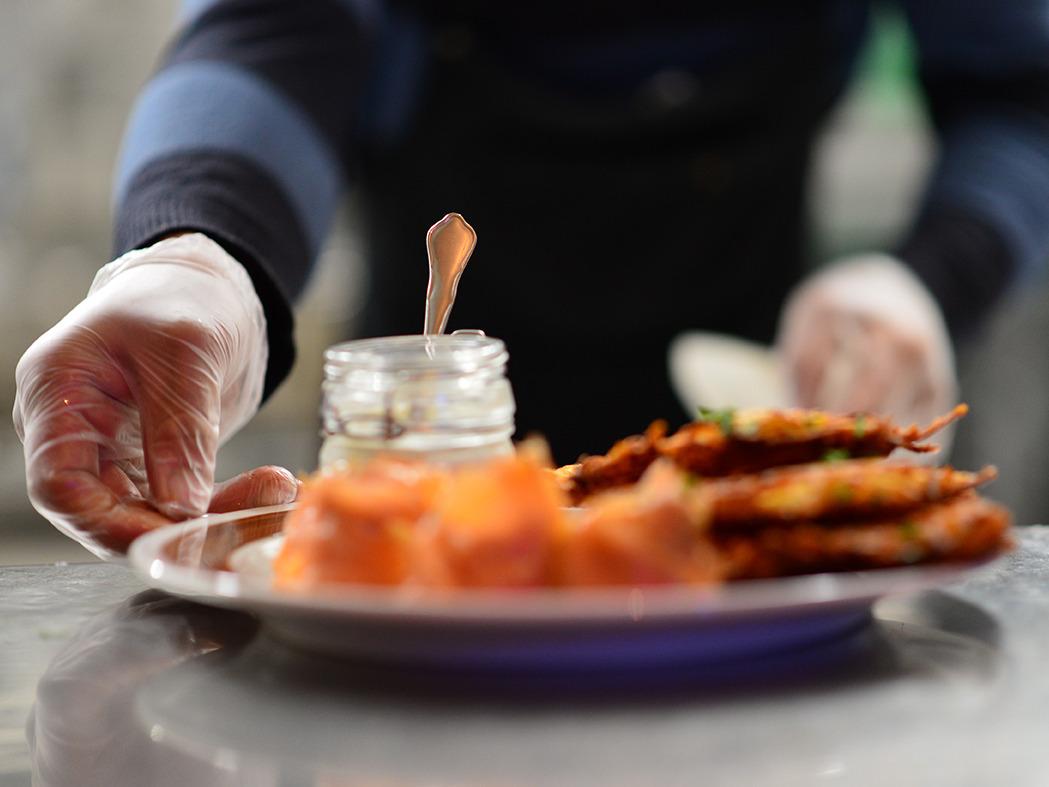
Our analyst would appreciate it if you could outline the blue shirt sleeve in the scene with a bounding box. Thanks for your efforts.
[113,0,378,398]
[898,0,1049,336]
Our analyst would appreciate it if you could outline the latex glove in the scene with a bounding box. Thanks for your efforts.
[776,254,958,431]
[14,233,298,558]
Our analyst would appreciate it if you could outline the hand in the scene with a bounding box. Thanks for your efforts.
[13,233,297,557]
[776,254,958,429]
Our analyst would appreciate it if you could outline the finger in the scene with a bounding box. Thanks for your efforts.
[133,327,223,520]
[16,358,173,554]
[73,497,174,556]
[29,456,171,557]
[843,322,926,416]
[779,309,835,408]
[841,327,897,413]
[208,466,300,514]
[99,459,142,500]
[791,343,829,408]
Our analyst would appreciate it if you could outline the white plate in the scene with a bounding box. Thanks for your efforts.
[129,504,994,669]
[668,331,789,412]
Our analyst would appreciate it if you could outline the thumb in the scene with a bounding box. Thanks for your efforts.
[209,466,300,513]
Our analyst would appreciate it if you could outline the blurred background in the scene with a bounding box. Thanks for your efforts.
[1,2,1044,563]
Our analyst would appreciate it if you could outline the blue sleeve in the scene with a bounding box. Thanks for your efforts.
[113,0,377,398]
[898,0,1049,337]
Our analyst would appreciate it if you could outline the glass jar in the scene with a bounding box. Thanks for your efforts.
[318,334,516,470]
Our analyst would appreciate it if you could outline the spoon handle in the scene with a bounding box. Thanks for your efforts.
[424,213,477,335]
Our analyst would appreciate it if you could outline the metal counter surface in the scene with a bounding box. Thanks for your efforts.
[2,530,1049,786]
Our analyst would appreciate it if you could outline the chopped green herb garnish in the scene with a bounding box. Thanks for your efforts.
[822,448,851,463]
[854,415,867,439]
[698,406,735,436]
[682,473,700,490]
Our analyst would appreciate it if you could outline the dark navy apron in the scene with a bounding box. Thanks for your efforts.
[357,3,865,463]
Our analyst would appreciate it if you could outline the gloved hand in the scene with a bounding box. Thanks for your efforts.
[14,233,298,558]
[776,254,958,431]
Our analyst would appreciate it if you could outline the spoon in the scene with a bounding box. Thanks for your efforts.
[424,213,477,335]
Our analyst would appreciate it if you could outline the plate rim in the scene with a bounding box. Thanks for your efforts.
[128,503,998,625]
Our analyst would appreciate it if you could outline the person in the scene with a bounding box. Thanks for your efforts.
[14,1,1049,556]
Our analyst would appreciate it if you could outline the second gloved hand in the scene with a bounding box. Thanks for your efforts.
[14,233,296,557]
[776,254,958,430]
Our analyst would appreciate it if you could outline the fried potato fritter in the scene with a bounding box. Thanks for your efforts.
[557,405,969,503]
[717,493,1012,579]
[659,405,966,475]
[708,460,997,526]
[556,421,667,504]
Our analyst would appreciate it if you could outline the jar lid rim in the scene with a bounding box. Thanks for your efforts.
[324,334,508,372]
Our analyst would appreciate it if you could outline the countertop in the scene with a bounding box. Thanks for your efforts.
[3,530,1049,786]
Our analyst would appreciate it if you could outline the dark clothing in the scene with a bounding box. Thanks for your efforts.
[114,1,1049,461]
[356,34,821,456]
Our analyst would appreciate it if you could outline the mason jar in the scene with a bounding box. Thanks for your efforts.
[318,334,516,470]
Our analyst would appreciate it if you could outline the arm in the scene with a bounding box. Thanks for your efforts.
[13,1,377,554]
[777,3,1049,432]
[114,0,377,395]
[897,0,1049,336]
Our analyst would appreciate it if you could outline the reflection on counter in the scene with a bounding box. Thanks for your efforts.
[29,587,1003,787]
